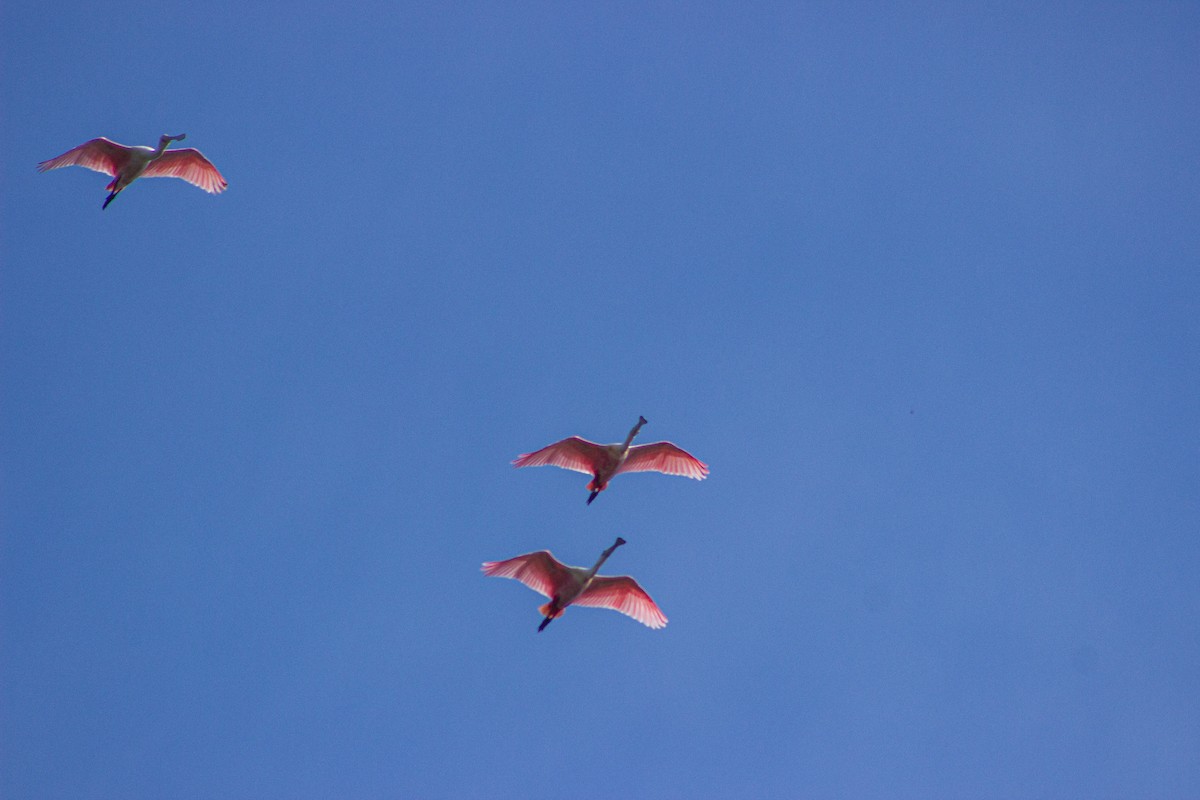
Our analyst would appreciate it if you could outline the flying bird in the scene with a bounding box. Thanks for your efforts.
[513,416,708,504]
[482,537,667,631]
[38,134,227,209]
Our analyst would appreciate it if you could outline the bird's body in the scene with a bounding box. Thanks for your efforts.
[482,537,667,631]
[513,416,708,503]
[38,134,227,208]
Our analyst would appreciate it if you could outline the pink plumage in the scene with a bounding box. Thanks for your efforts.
[141,148,228,194]
[38,134,226,208]
[513,416,708,504]
[482,538,667,631]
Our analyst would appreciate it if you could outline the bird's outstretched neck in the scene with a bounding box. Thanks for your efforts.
[154,133,187,158]
[585,537,626,578]
[622,415,648,449]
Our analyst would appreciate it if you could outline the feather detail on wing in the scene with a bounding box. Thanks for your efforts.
[37,138,128,176]
[481,551,573,599]
[575,576,668,629]
[142,148,228,193]
[616,442,709,480]
[512,437,607,475]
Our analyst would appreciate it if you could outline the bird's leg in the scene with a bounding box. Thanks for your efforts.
[538,598,560,632]
[586,472,604,504]
[102,190,118,209]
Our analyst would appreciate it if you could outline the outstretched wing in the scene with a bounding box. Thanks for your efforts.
[512,437,606,476]
[616,441,709,480]
[37,137,128,177]
[142,148,228,193]
[575,575,668,629]
[481,551,573,599]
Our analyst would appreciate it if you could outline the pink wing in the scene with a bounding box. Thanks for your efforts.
[481,551,572,598]
[512,437,606,475]
[37,137,129,176]
[142,148,228,193]
[575,576,668,629]
[616,441,709,480]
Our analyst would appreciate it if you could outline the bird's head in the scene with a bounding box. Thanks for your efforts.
[614,537,627,548]
[161,133,187,145]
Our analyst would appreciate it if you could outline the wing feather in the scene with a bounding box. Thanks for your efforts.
[616,441,709,480]
[574,575,668,629]
[481,551,573,599]
[141,148,228,193]
[512,437,606,475]
[37,137,128,177]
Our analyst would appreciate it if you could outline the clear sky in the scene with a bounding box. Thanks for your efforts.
[2,2,1198,798]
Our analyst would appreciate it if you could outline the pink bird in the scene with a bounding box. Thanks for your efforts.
[513,416,708,504]
[482,537,667,631]
[38,134,227,209]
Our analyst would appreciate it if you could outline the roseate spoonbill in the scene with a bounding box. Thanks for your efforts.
[37,134,227,209]
[513,416,708,504]
[482,537,667,631]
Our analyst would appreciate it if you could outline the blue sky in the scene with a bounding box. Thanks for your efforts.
[2,2,1198,797]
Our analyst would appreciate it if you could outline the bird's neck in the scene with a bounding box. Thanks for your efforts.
[585,540,623,579]
[621,419,646,450]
